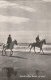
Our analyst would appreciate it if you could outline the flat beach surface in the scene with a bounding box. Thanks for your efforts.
[0,44,51,79]
[0,50,51,74]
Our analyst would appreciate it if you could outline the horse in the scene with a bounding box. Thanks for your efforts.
[29,39,46,54]
[2,40,17,56]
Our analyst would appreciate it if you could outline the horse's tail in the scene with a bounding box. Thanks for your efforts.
[29,43,31,47]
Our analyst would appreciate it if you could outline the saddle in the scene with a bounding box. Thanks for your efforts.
[36,41,40,47]
[7,44,10,49]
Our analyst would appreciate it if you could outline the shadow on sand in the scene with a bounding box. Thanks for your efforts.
[10,55,27,59]
[39,53,51,56]
[33,52,51,56]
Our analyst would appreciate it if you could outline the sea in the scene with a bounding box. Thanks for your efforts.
[0,43,51,53]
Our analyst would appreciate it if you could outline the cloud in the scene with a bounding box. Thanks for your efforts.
[0,1,18,8]
[0,1,36,12]
[0,15,30,24]
[42,0,51,2]
[39,20,51,22]
[17,5,35,12]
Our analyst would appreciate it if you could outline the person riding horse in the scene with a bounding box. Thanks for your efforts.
[35,35,40,45]
[7,34,12,48]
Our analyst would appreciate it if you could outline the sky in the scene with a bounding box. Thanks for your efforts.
[0,0,51,43]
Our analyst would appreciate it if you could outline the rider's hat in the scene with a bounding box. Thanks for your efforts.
[9,34,11,36]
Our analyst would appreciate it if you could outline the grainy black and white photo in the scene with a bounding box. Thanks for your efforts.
[0,0,51,80]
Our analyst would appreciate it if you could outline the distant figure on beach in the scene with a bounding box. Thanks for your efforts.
[7,34,12,48]
[35,35,40,43]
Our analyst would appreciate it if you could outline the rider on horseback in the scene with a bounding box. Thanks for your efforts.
[35,35,40,44]
[7,34,12,48]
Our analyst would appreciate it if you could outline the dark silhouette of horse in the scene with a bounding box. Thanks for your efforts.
[29,39,46,54]
[2,40,17,56]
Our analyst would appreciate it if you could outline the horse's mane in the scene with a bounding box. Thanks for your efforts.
[40,39,45,42]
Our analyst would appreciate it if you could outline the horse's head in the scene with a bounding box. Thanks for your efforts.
[43,39,46,44]
[14,40,17,45]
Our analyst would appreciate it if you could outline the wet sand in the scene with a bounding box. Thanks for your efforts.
[0,51,51,71]
[0,51,51,80]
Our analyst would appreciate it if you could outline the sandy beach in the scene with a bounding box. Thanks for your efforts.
[0,48,51,80]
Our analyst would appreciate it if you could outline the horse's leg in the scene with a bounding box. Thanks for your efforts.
[12,50,13,55]
[40,47,41,53]
[2,48,6,56]
[29,46,32,52]
[42,49,44,54]
[2,50,3,55]
[10,49,13,56]
[4,49,6,55]
[40,47,44,54]
[10,50,12,56]
[40,45,42,53]
[2,46,4,55]
[2,46,5,55]
[2,47,5,55]
[34,46,36,53]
